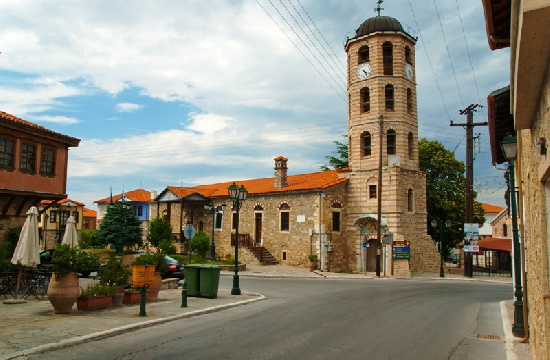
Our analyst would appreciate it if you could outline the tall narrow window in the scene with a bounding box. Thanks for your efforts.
[73,211,79,223]
[215,212,223,229]
[279,203,290,231]
[407,88,412,114]
[387,129,396,155]
[383,41,393,75]
[408,189,414,212]
[369,185,377,199]
[40,147,56,175]
[408,132,414,159]
[361,132,372,156]
[360,87,370,112]
[0,138,15,170]
[385,84,394,110]
[405,46,411,64]
[20,143,36,173]
[332,203,342,232]
[358,45,369,63]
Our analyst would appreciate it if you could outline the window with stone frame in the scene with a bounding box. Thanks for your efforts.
[361,131,372,156]
[408,132,414,159]
[369,184,377,199]
[279,203,290,231]
[20,142,36,173]
[198,221,204,232]
[49,210,57,223]
[361,87,370,112]
[0,137,15,170]
[215,212,223,229]
[407,88,413,114]
[73,211,79,223]
[405,46,412,64]
[382,41,393,75]
[408,189,414,212]
[40,147,56,175]
[332,203,342,232]
[358,45,369,63]
[387,129,396,155]
[503,224,508,237]
[385,84,394,110]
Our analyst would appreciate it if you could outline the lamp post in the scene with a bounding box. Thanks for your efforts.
[204,202,227,261]
[228,182,247,295]
[500,133,524,337]
[431,219,451,278]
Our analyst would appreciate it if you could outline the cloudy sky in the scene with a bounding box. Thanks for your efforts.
[0,0,510,210]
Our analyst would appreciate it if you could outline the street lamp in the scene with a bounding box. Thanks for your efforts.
[204,202,227,261]
[431,219,451,278]
[500,133,524,337]
[228,182,247,295]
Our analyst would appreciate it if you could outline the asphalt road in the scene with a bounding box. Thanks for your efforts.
[27,276,511,360]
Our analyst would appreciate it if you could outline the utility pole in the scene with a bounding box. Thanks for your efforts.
[451,104,487,277]
[376,114,384,278]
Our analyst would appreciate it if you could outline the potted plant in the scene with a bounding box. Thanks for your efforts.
[123,286,142,304]
[97,255,131,306]
[308,254,318,271]
[47,244,100,314]
[77,282,116,311]
[132,253,167,301]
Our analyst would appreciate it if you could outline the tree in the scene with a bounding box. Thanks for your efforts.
[320,136,348,171]
[96,202,142,253]
[419,139,485,254]
[147,216,173,250]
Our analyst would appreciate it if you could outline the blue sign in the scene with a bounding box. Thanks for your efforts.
[392,246,410,253]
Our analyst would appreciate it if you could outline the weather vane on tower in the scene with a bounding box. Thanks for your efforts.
[375,0,384,16]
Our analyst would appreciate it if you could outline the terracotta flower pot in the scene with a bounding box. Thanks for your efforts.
[47,272,80,314]
[146,272,162,301]
[123,291,141,304]
[77,295,113,311]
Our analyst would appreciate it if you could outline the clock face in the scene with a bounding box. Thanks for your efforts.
[405,64,413,80]
[357,63,371,80]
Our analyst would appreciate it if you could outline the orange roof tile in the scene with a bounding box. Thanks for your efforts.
[94,189,153,204]
[164,170,347,199]
[40,198,85,207]
[482,203,505,213]
[0,111,80,146]
[83,208,97,218]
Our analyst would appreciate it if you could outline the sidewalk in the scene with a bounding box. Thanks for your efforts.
[0,265,530,360]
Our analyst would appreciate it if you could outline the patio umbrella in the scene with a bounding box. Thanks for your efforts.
[7,206,40,302]
[61,216,78,248]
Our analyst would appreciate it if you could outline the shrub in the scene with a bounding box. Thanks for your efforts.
[79,282,116,297]
[190,232,210,259]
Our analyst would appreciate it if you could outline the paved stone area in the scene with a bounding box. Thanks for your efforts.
[0,265,530,360]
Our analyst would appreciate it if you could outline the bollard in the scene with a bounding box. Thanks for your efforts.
[181,286,187,307]
[139,285,147,316]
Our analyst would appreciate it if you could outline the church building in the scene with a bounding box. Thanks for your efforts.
[152,15,439,276]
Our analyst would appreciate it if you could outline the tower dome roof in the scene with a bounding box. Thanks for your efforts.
[355,16,404,37]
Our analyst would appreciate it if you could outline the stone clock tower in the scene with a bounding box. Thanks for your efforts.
[342,15,439,275]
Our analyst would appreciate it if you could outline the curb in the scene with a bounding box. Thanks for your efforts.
[2,293,266,360]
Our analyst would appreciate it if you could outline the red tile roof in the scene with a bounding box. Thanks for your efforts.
[0,111,80,146]
[83,208,97,218]
[40,198,85,207]
[482,203,505,213]
[163,169,347,199]
[94,189,153,204]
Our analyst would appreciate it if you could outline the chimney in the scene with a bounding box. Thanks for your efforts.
[274,156,288,189]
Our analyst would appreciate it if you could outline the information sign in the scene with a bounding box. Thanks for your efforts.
[392,253,410,259]
[392,246,410,253]
[184,224,196,240]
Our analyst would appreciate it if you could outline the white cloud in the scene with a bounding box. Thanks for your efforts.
[115,102,142,113]
[28,115,80,124]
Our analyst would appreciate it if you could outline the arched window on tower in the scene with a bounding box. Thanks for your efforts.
[358,45,369,63]
[385,84,394,110]
[387,129,396,155]
[361,131,372,156]
[360,87,370,112]
[383,41,393,75]
[408,189,414,212]
[408,132,414,159]
[407,88,412,114]
[405,46,411,64]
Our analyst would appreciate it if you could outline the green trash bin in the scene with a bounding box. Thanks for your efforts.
[184,265,200,297]
[199,266,221,298]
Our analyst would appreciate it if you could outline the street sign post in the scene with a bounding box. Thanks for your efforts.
[184,224,196,240]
